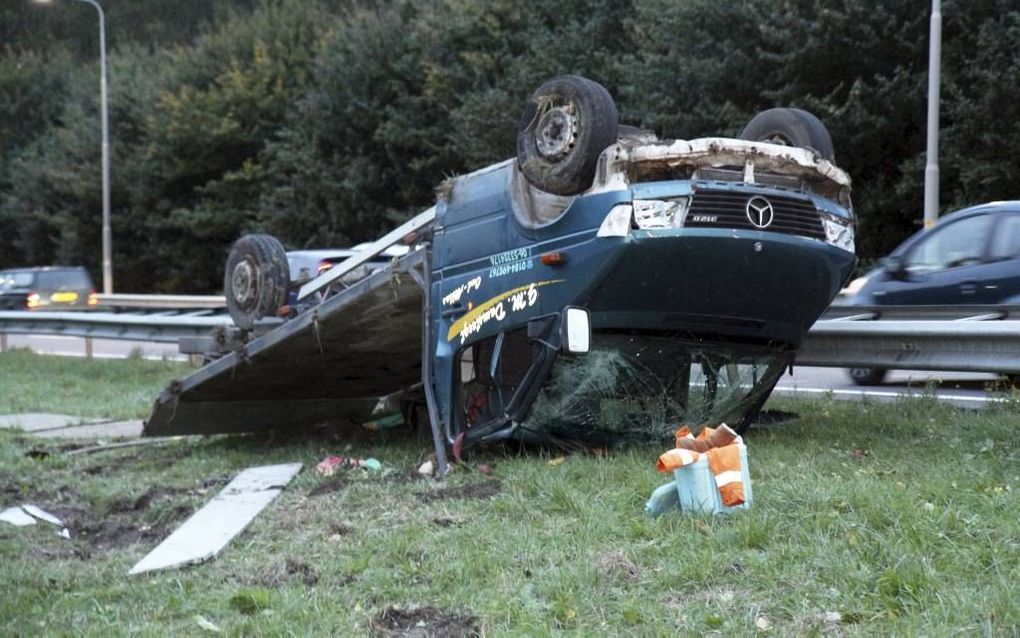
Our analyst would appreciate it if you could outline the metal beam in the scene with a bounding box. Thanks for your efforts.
[297,208,435,300]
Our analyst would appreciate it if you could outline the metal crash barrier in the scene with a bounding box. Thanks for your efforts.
[4,303,1020,374]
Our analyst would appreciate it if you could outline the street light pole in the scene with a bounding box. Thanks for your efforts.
[923,0,942,230]
[34,0,112,292]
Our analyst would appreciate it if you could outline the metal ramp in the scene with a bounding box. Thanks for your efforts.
[145,249,429,437]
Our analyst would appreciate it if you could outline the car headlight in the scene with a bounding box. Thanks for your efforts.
[597,204,633,238]
[821,213,855,253]
[632,198,690,230]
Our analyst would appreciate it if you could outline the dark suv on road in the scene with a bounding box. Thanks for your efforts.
[0,266,97,310]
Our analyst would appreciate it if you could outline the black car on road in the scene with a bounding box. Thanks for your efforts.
[0,266,97,310]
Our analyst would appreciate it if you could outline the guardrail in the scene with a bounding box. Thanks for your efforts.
[0,310,230,357]
[4,304,1020,374]
[95,293,226,310]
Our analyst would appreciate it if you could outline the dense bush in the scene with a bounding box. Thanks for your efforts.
[1,0,1017,292]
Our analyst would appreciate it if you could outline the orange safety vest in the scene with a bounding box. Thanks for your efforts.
[656,424,746,507]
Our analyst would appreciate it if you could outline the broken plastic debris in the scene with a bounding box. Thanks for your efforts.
[21,504,64,527]
[316,456,382,476]
[1,504,71,537]
[0,506,36,527]
[362,413,404,431]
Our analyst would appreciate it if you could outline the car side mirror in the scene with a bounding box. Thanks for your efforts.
[560,307,591,354]
[881,255,907,279]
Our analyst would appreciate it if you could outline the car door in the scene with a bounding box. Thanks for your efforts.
[877,213,993,305]
[961,212,1020,303]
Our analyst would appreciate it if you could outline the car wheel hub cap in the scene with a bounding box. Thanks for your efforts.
[232,260,257,307]
[535,105,577,159]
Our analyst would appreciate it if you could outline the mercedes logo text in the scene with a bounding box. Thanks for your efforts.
[745,196,774,229]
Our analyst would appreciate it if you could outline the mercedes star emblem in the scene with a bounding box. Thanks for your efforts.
[745,196,774,229]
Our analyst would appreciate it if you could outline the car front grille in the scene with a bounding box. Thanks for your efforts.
[684,189,825,240]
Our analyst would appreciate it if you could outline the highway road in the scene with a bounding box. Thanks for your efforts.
[4,334,1012,407]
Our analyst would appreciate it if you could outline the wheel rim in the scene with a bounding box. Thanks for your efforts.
[849,368,870,380]
[535,104,578,159]
[231,259,258,309]
[761,133,792,146]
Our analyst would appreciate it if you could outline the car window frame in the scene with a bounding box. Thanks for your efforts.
[988,212,1020,262]
[902,213,994,275]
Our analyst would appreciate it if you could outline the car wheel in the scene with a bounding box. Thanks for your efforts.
[516,75,618,195]
[224,234,289,330]
[847,367,887,386]
[739,107,835,162]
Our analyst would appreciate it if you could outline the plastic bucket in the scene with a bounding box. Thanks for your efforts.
[672,443,752,514]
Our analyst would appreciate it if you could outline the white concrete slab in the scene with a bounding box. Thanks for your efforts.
[129,462,302,575]
[34,421,144,440]
[0,413,104,432]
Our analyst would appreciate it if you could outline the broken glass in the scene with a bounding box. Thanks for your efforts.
[518,332,792,448]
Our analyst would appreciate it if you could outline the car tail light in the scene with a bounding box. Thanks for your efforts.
[87,290,99,306]
[317,260,333,274]
[26,292,40,309]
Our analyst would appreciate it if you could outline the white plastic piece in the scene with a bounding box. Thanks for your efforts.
[128,462,302,575]
[21,504,64,527]
[597,204,632,238]
[0,507,36,527]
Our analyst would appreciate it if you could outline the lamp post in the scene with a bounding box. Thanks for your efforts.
[35,0,113,293]
[923,0,942,230]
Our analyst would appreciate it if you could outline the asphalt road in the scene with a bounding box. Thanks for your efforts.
[4,334,183,361]
[5,334,1011,407]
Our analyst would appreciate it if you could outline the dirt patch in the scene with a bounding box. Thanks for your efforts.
[307,477,346,498]
[258,558,319,587]
[107,486,188,513]
[53,502,192,556]
[371,606,479,638]
[595,550,640,582]
[431,517,462,528]
[329,522,354,536]
[79,452,143,477]
[419,481,501,503]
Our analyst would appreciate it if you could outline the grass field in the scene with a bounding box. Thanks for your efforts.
[0,351,1017,635]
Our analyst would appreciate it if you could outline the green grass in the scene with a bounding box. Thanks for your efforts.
[0,352,1017,635]
[0,349,189,420]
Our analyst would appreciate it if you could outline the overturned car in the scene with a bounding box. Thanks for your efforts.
[149,76,856,464]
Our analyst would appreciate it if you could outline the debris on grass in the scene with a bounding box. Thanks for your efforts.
[192,614,222,633]
[417,460,434,477]
[316,456,382,476]
[1,504,70,537]
[362,413,405,431]
[129,462,302,575]
[371,605,478,638]
[547,456,567,467]
[0,506,37,527]
[476,463,493,476]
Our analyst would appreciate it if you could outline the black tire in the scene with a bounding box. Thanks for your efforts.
[847,367,887,386]
[739,107,836,162]
[516,75,619,195]
[224,234,289,330]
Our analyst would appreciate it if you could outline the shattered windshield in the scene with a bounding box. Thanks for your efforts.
[519,332,792,448]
